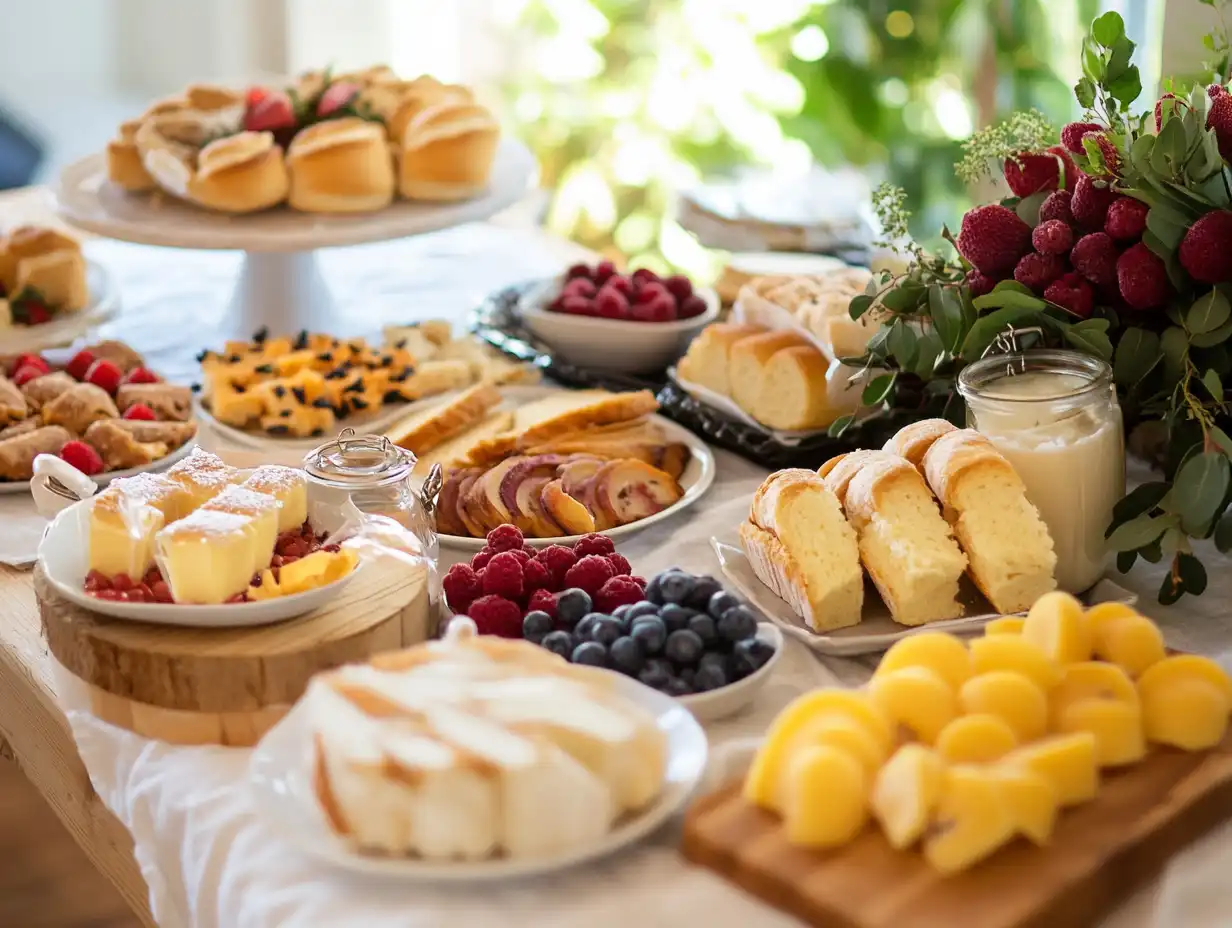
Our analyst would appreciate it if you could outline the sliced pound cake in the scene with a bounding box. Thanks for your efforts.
[922,429,1057,614]
[739,469,863,632]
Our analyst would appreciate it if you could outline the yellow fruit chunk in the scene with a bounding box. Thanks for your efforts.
[871,744,945,850]
[969,635,1062,691]
[1092,614,1166,679]
[1022,591,1091,664]
[1138,655,1232,709]
[988,765,1057,845]
[1084,601,1138,634]
[808,714,888,780]
[1004,732,1098,807]
[876,633,972,691]
[1054,698,1145,767]
[923,766,1017,874]
[935,714,1018,764]
[744,689,892,810]
[959,671,1048,742]
[867,667,958,745]
[1140,679,1229,751]
[984,617,1024,636]
[782,745,868,848]
[1049,662,1138,728]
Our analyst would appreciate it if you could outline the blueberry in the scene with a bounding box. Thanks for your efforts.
[665,629,704,666]
[644,657,673,679]
[687,613,718,647]
[686,575,724,611]
[540,630,574,658]
[522,610,554,643]
[639,663,671,690]
[658,571,695,604]
[707,590,740,620]
[613,604,633,620]
[664,676,695,696]
[718,606,759,643]
[626,601,660,621]
[698,651,728,673]
[572,640,608,667]
[729,637,774,679]
[630,616,667,655]
[609,636,645,676]
[574,612,605,641]
[659,603,697,634]
[680,667,696,688]
[556,589,593,627]
[694,662,729,691]
[644,574,665,605]
[591,617,624,647]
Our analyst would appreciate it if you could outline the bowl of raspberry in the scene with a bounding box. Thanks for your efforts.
[518,261,719,374]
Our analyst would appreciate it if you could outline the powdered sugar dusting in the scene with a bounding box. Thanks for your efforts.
[160,508,251,539]
[204,484,280,515]
[242,465,306,496]
[94,473,182,513]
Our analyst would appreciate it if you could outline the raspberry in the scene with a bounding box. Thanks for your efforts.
[122,403,157,421]
[471,545,498,570]
[1179,210,1232,284]
[12,364,43,387]
[956,205,1031,277]
[607,552,632,576]
[466,595,524,638]
[526,588,558,620]
[1208,88,1232,163]
[1104,198,1149,243]
[631,268,659,286]
[1210,84,1228,100]
[629,576,648,589]
[637,282,670,305]
[605,275,634,297]
[663,274,693,302]
[85,359,123,395]
[559,295,595,316]
[593,260,617,284]
[523,558,552,593]
[1013,252,1065,293]
[535,544,577,585]
[1060,121,1104,154]
[678,294,708,318]
[565,262,592,280]
[574,533,615,557]
[508,549,532,565]
[14,353,48,375]
[122,366,160,385]
[1071,174,1118,230]
[1117,243,1171,311]
[65,349,95,381]
[1002,151,1064,197]
[562,278,597,300]
[60,440,104,476]
[482,551,525,599]
[562,554,615,596]
[1044,272,1095,319]
[594,287,630,319]
[1154,92,1189,132]
[630,296,676,322]
[964,270,996,298]
[1071,232,1120,287]
[594,576,646,614]
[1038,190,1074,225]
[443,563,483,612]
[486,524,525,553]
[1031,220,1073,256]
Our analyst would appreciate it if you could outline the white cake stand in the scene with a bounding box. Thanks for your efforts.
[54,139,539,338]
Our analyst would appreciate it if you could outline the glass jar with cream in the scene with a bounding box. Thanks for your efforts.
[957,349,1125,594]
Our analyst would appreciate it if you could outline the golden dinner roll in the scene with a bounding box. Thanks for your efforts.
[106,120,156,192]
[133,116,198,200]
[386,79,474,144]
[188,132,290,214]
[286,117,396,213]
[398,100,499,202]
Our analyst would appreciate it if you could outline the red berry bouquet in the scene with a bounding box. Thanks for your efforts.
[839,10,1232,603]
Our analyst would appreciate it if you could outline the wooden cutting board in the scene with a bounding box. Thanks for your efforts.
[682,731,1232,928]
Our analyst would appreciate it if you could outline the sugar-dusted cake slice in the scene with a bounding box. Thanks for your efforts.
[88,473,195,579]
[164,447,240,512]
[201,484,282,573]
[241,465,308,533]
[155,509,257,604]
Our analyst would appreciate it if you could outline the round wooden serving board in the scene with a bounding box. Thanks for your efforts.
[36,556,433,747]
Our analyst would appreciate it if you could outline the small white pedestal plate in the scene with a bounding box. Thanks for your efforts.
[54,139,538,338]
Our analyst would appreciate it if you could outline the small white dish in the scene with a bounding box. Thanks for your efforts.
[247,672,709,881]
[518,277,719,374]
[0,259,119,355]
[711,536,1139,657]
[678,623,783,723]
[0,434,198,496]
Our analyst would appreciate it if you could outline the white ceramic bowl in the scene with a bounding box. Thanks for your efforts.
[518,278,720,374]
[679,623,783,723]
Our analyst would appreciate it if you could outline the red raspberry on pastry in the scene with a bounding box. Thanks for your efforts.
[470,545,498,570]
[317,81,361,118]
[486,523,525,553]
[12,364,43,387]
[606,553,632,576]
[465,595,524,638]
[122,403,157,421]
[14,354,48,375]
[594,576,645,613]
[443,563,483,612]
[122,366,160,385]
[60,440,104,476]
[482,551,525,600]
[523,558,553,594]
[85,359,123,395]
[562,554,615,596]
[245,90,296,133]
[573,533,615,557]
[526,588,558,620]
[65,349,95,381]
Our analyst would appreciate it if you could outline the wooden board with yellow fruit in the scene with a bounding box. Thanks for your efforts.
[682,592,1232,928]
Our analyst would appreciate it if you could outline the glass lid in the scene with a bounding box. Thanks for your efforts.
[303,428,416,489]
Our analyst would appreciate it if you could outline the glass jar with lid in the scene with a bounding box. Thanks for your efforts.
[957,349,1125,594]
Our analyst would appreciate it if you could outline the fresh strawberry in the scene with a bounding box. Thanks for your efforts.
[956,205,1032,277]
[14,354,48,375]
[122,366,160,385]
[317,81,361,118]
[1060,121,1104,154]
[12,365,43,387]
[1002,151,1064,197]
[85,359,123,395]
[1208,86,1232,163]
[244,90,296,133]
[60,440,104,476]
[65,349,96,381]
[1179,210,1232,284]
[23,304,49,325]
[1117,243,1171,310]
[122,404,157,421]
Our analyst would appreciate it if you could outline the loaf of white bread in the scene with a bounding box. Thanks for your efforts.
[737,268,879,361]
[307,617,668,860]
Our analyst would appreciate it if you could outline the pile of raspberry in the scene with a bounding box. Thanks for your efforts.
[442,524,645,638]
[546,261,708,323]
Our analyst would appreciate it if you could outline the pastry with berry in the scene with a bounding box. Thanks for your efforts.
[0,226,90,329]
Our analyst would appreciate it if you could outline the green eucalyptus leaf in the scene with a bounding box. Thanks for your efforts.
[1188,316,1232,347]
[928,284,964,354]
[1015,191,1049,227]
[1116,550,1138,574]
[1130,134,1156,174]
[913,331,943,377]
[879,284,926,314]
[1082,36,1105,79]
[1177,552,1209,596]
[865,325,892,359]
[862,373,896,405]
[1108,66,1142,105]
[1141,539,1165,563]
[1063,324,1114,361]
[1092,11,1125,47]
[1173,450,1231,535]
[1211,426,1232,458]
[1161,526,1187,557]
[992,280,1034,296]
[888,323,918,369]
[1161,326,1190,382]
[849,294,874,320]
[1109,480,1170,530]
[827,414,855,438]
[1075,78,1097,109]
[1105,513,1171,552]
[1214,512,1232,553]
[1146,207,1186,250]
[1205,369,1225,402]
[959,306,1045,358]
[973,290,1048,312]
[1106,39,1131,81]
[1187,288,1232,334]
[1113,327,1161,385]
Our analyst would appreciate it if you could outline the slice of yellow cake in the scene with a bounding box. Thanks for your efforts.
[242,465,308,533]
[165,448,241,512]
[201,484,282,574]
[88,473,195,579]
[155,509,258,604]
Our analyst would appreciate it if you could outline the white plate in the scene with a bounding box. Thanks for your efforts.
[711,536,1139,657]
[436,393,717,551]
[0,259,119,355]
[37,471,360,628]
[678,623,783,723]
[246,672,709,881]
[0,433,198,496]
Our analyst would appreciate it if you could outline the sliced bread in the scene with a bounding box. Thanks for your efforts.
[751,345,839,431]
[883,418,957,471]
[677,322,766,396]
[922,429,1057,613]
[518,390,658,446]
[385,382,501,454]
[411,409,516,476]
[728,330,808,414]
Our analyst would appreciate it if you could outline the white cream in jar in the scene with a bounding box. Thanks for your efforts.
[958,351,1125,594]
